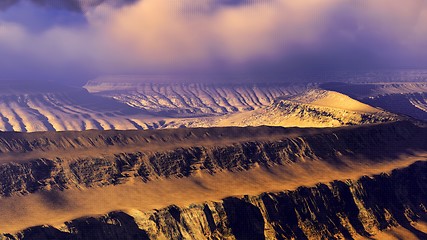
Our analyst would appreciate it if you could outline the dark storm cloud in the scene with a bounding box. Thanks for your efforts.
[30,0,86,12]
[31,0,139,12]
[0,0,137,12]
[0,0,18,10]
[217,0,266,7]
[0,0,426,83]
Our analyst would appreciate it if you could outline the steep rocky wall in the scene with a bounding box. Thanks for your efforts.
[5,161,426,240]
[0,125,313,154]
[0,122,425,197]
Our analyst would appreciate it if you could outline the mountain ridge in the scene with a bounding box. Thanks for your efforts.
[0,121,426,235]
[3,160,426,239]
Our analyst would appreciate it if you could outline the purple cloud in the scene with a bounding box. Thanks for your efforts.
[0,0,426,83]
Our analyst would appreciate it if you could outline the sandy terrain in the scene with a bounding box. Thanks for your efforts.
[0,84,398,133]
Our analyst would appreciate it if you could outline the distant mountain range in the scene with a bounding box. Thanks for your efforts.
[0,79,418,132]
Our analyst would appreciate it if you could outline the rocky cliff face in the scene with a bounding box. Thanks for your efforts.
[0,122,426,239]
[4,160,426,240]
[0,121,425,197]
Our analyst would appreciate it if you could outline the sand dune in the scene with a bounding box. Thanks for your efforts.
[0,81,309,132]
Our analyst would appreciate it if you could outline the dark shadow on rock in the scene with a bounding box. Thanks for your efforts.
[17,225,71,240]
[223,197,265,240]
[357,161,427,239]
[331,181,371,238]
[261,193,308,240]
[65,211,149,240]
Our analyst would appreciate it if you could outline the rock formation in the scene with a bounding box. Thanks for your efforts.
[3,161,426,239]
[0,121,425,239]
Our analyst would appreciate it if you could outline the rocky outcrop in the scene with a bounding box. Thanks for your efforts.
[246,99,395,126]
[5,212,150,240]
[0,121,425,197]
[4,160,426,240]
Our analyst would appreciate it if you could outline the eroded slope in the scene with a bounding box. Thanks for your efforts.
[0,121,424,197]
[84,79,312,116]
[3,159,427,240]
[0,122,425,236]
[0,83,155,132]
[85,79,399,128]
[0,80,406,132]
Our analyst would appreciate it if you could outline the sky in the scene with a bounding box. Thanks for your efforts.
[0,0,427,85]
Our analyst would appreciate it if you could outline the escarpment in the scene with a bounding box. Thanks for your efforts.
[0,80,423,132]
[0,80,408,132]
[84,79,313,115]
[0,121,426,238]
[0,121,425,197]
[4,161,427,240]
[0,81,314,132]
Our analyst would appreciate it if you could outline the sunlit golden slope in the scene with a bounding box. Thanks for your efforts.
[180,90,399,128]
[0,82,400,132]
